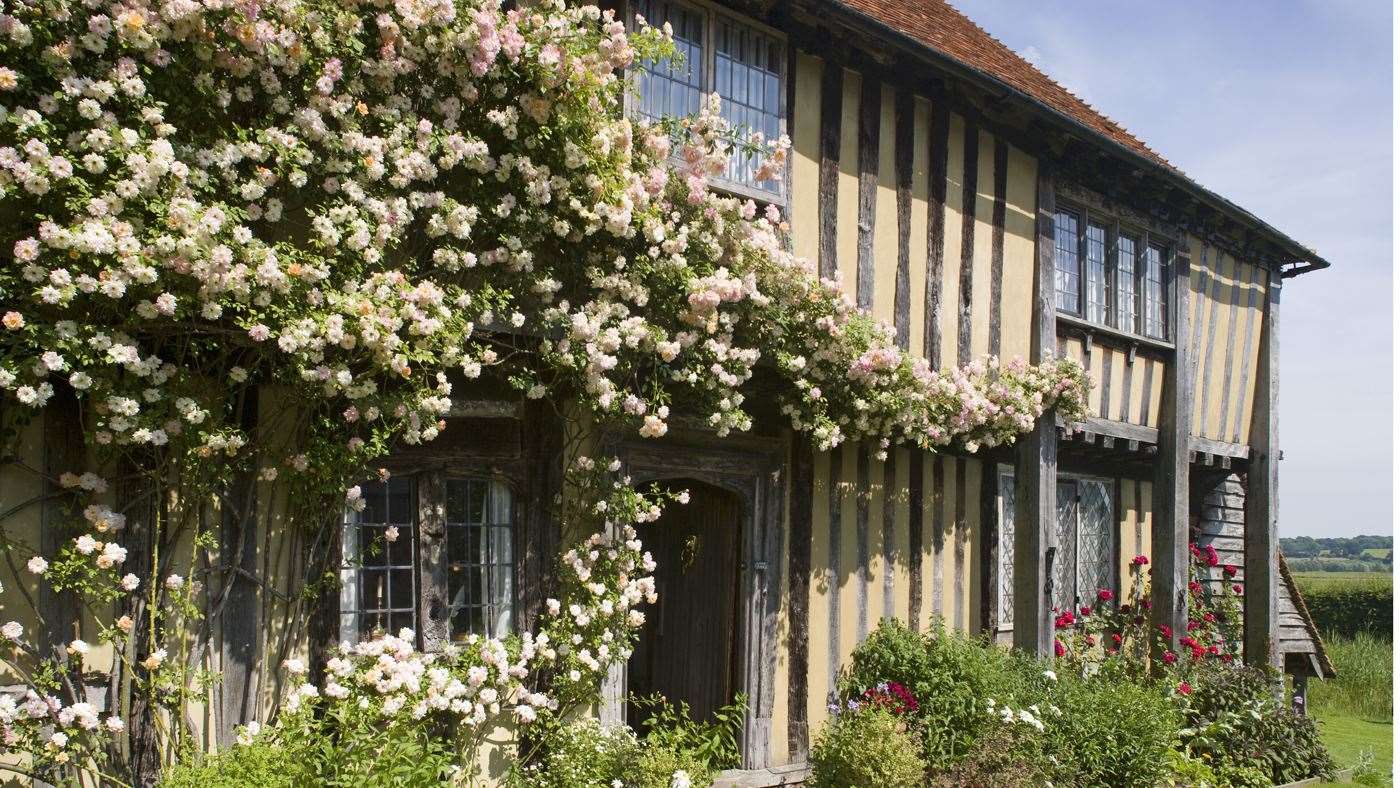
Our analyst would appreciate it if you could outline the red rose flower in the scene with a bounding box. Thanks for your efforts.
[1097,588,1113,602]
[1054,639,1067,657]
[1112,632,1123,644]
[1158,624,1173,640]
[1085,635,1096,647]
[1177,681,1192,695]
[1223,564,1237,577]
[1131,555,1149,566]
[1233,584,1244,595]
[1162,651,1178,665]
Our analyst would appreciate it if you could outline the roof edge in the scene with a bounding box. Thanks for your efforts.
[814,0,1332,278]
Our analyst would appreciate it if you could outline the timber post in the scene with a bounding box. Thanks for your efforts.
[1151,244,1195,654]
[217,387,260,746]
[1012,166,1057,658]
[1244,271,1282,669]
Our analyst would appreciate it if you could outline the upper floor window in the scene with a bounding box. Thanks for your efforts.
[632,0,786,201]
[340,476,515,645]
[1054,201,1172,341]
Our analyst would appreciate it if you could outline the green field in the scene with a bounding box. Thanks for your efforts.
[1295,571,1394,588]
[1311,631,1393,786]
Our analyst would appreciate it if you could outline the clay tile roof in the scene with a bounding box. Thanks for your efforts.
[835,0,1171,168]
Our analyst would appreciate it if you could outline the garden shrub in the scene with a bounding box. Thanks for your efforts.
[507,717,707,788]
[1297,577,1393,639]
[1179,663,1335,784]
[840,618,1041,768]
[809,706,926,788]
[1038,673,1180,787]
[162,736,314,788]
[631,693,746,773]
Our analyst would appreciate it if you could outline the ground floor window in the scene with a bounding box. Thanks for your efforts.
[994,468,1116,629]
[1054,476,1115,613]
[340,475,516,645]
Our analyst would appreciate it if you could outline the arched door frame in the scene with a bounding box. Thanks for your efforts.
[600,426,785,770]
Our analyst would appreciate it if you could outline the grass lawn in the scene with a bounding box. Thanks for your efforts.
[1309,631,1393,786]
[1315,710,1392,786]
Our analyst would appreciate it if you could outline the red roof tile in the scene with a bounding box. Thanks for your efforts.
[836,0,1170,168]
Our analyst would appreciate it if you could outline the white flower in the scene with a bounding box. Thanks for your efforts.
[282,658,307,675]
[75,534,100,554]
[670,770,692,788]
[1,621,22,641]
[105,716,125,733]
[26,556,47,574]
[165,574,185,590]
[384,525,400,543]
[235,721,261,746]
[120,573,140,591]
[66,639,89,656]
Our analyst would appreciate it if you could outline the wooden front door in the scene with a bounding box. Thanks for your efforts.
[627,480,741,727]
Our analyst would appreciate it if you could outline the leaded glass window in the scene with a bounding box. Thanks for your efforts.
[1115,234,1139,331]
[1051,476,1115,612]
[995,467,1017,630]
[445,478,515,639]
[635,0,705,124]
[340,475,518,647]
[1143,244,1169,339]
[340,478,417,642]
[1053,211,1081,313]
[714,18,782,192]
[632,0,787,199]
[1053,481,1078,612]
[1085,221,1108,323]
[1075,480,1113,605]
[1053,199,1170,343]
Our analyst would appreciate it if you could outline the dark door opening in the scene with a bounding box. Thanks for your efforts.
[627,479,742,729]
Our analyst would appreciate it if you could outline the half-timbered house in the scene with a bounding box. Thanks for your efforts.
[0,0,1335,783]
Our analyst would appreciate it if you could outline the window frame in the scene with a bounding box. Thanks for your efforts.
[339,476,420,645]
[335,409,540,652]
[1053,472,1118,614]
[625,0,790,206]
[1053,199,1175,344]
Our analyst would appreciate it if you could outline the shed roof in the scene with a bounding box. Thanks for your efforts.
[826,0,1331,276]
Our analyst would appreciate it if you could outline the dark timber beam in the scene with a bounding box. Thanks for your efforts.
[1152,244,1195,656]
[1012,167,1057,658]
[41,387,83,668]
[1245,271,1282,669]
[218,388,259,746]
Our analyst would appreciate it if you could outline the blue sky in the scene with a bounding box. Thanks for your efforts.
[962,1,1392,538]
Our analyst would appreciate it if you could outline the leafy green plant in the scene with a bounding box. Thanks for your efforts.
[839,618,1041,769]
[1180,662,1335,784]
[162,736,314,788]
[1351,749,1387,787]
[1038,673,1180,787]
[506,717,708,788]
[1296,575,1392,639]
[809,706,926,788]
[631,693,746,773]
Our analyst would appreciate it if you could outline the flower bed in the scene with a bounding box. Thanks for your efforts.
[814,545,1337,787]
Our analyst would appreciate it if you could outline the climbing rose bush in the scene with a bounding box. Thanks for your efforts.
[0,0,1088,782]
[1052,542,1243,686]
